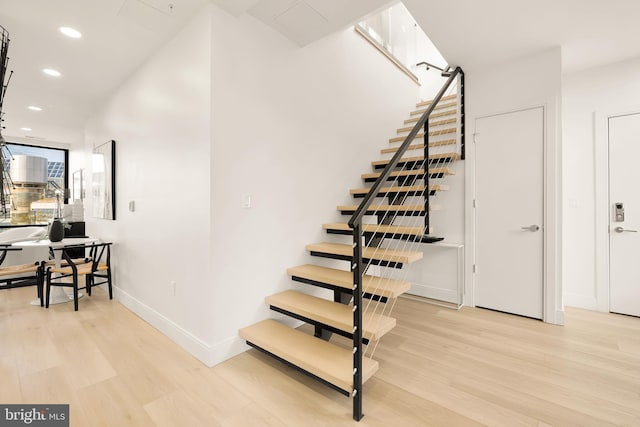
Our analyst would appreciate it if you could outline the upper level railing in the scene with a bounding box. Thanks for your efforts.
[347,66,464,421]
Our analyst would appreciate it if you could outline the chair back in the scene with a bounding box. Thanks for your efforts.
[50,241,112,275]
[88,242,111,273]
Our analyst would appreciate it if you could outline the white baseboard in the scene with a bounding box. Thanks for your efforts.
[116,287,218,366]
[115,287,306,367]
[408,282,458,304]
[563,293,598,310]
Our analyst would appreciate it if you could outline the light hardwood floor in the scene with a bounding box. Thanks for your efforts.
[2,286,640,426]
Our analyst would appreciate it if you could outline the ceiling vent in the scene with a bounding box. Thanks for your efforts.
[273,2,328,46]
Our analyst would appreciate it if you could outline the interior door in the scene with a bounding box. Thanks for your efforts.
[474,107,544,319]
[609,113,640,317]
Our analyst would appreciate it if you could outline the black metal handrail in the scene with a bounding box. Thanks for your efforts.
[348,66,462,229]
[416,61,451,75]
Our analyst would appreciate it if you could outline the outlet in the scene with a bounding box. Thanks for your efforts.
[171,281,176,296]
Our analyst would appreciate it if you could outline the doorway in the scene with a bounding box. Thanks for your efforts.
[474,107,545,319]
[608,113,640,317]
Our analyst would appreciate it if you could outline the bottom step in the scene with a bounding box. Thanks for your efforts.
[239,319,379,394]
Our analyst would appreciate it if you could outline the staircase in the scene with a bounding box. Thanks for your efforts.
[239,67,464,421]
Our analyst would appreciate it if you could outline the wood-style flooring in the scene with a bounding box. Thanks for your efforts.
[1,286,639,426]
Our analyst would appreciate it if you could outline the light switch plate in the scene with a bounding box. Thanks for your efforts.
[242,194,251,209]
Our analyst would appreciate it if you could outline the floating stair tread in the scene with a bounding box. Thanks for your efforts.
[411,102,457,116]
[349,184,448,196]
[266,290,396,341]
[371,152,461,168]
[239,319,379,393]
[405,109,455,124]
[381,139,456,154]
[388,128,456,143]
[416,94,457,108]
[397,119,457,133]
[306,242,423,264]
[337,204,441,213]
[362,168,454,181]
[287,264,411,298]
[323,223,424,237]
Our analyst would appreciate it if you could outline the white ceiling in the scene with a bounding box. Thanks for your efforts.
[403,0,640,73]
[2,0,640,145]
[0,0,208,145]
[212,0,394,46]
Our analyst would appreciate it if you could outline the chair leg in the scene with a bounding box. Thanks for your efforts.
[86,275,91,296]
[107,270,113,300]
[38,263,44,307]
[45,270,51,308]
[73,274,79,311]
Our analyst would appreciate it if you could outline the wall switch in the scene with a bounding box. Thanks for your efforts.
[129,200,135,212]
[171,281,176,296]
[242,194,251,209]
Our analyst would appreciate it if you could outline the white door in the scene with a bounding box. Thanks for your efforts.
[609,113,640,317]
[474,107,544,319]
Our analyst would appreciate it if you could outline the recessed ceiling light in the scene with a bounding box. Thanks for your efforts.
[42,68,61,77]
[21,127,32,131]
[59,26,82,39]
[27,105,42,111]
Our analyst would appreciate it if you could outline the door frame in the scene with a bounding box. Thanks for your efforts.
[594,110,640,313]
[464,104,563,325]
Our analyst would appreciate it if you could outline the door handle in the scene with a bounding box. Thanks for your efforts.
[614,226,638,233]
[521,225,540,232]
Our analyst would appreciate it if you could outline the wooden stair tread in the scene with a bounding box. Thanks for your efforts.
[371,152,460,168]
[381,139,456,154]
[389,128,456,143]
[337,204,441,213]
[362,168,454,181]
[349,184,448,196]
[287,264,411,298]
[323,223,424,236]
[405,109,455,124]
[306,242,423,264]
[416,94,457,108]
[266,290,396,341]
[410,102,457,116]
[397,118,457,133]
[239,319,379,393]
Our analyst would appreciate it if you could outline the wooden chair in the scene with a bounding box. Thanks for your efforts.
[85,242,112,299]
[45,242,113,311]
[0,245,45,306]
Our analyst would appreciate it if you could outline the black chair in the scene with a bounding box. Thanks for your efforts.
[45,242,113,311]
[0,245,45,306]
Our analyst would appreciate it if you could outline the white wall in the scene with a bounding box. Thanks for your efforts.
[208,6,420,363]
[84,10,214,361]
[83,3,421,365]
[463,48,563,324]
[562,56,640,311]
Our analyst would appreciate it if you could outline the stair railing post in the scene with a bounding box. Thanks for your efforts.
[423,118,430,234]
[459,70,466,160]
[346,67,462,422]
[352,221,364,421]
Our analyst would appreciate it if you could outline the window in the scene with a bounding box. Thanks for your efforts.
[0,142,69,226]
